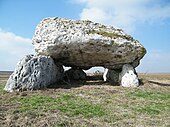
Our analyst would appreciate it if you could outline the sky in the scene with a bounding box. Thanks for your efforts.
[0,0,170,73]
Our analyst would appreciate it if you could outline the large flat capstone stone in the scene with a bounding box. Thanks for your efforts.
[32,17,146,69]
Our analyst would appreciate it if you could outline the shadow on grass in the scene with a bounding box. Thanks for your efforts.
[139,78,145,86]
[48,75,148,89]
[139,78,170,87]
[148,80,170,86]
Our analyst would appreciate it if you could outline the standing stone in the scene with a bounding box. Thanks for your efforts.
[65,68,86,80]
[119,64,139,87]
[106,69,121,85]
[4,55,64,92]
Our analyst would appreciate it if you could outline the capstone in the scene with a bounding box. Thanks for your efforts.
[32,17,146,70]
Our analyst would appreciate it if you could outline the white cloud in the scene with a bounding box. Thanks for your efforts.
[74,0,170,33]
[81,7,112,24]
[137,50,170,73]
[0,29,34,70]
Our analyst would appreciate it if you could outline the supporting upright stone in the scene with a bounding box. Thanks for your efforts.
[119,64,139,87]
[4,55,64,92]
[106,69,121,85]
[65,68,86,80]
[103,68,121,85]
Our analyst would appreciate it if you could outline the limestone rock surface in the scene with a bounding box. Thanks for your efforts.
[119,64,139,87]
[32,17,146,70]
[4,55,64,92]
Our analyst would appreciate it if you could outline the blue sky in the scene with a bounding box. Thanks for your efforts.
[0,0,170,73]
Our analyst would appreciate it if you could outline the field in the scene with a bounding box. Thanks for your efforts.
[0,72,170,127]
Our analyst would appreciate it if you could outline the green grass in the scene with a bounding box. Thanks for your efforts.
[56,94,105,118]
[1,77,170,127]
[0,84,5,93]
[128,91,170,115]
[128,91,170,101]
[11,94,105,118]
[17,96,57,112]
[135,102,169,115]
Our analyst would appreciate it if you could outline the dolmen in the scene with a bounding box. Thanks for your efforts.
[4,17,146,92]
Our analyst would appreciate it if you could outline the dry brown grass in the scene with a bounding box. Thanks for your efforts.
[0,73,170,127]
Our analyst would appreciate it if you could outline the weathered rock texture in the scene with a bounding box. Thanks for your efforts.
[65,68,86,80]
[106,69,121,85]
[4,17,146,92]
[32,17,146,70]
[4,55,64,92]
[119,64,139,87]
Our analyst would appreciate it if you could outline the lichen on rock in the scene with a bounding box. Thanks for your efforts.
[32,17,146,70]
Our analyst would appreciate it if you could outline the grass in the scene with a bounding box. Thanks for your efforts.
[0,84,4,91]
[56,94,105,118]
[135,103,168,115]
[13,96,57,112]
[128,91,170,101]
[128,91,170,115]
[10,94,105,118]
[1,73,170,126]
[0,84,5,93]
